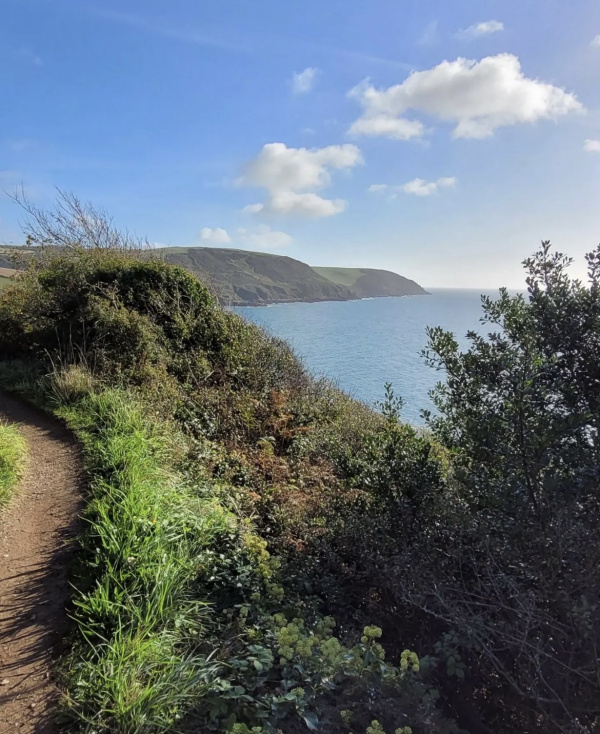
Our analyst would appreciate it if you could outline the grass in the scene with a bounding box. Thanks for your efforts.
[0,275,12,291]
[0,420,27,506]
[311,266,365,287]
[52,384,231,733]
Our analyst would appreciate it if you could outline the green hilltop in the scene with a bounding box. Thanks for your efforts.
[0,267,18,291]
[314,265,427,299]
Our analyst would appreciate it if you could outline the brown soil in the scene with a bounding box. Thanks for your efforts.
[0,392,82,733]
[0,268,18,278]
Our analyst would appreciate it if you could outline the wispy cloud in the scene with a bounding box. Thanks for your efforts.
[291,67,318,94]
[584,139,600,153]
[325,47,413,71]
[86,6,250,53]
[0,170,24,187]
[418,20,438,46]
[240,224,292,250]
[17,47,43,66]
[592,35,600,48]
[369,177,457,198]
[459,20,504,39]
[83,3,411,70]
[200,227,231,244]
[8,139,35,153]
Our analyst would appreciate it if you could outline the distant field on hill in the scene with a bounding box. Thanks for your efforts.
[312,266,364,287]
[314,265,428,298]
[0,268,18,290]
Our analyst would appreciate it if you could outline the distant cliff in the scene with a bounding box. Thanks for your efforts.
[0,244,429,306]
[162,247,428,306]
[313,266,428,299]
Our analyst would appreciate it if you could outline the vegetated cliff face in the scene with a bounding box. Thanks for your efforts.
[162,247,428,305]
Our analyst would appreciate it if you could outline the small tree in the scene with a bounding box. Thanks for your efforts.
[416,242,600,732]
[10,187,149,252]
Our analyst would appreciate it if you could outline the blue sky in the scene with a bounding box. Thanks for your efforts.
[1,0,599,287]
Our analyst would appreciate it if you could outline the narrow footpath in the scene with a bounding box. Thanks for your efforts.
[0,392,82,733]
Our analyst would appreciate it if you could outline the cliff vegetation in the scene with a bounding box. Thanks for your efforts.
[0,194,598,734]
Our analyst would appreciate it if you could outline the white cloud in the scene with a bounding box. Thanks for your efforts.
[244,192,347,218]
[238,142,362,218]
[349,114,425,140]
[459,20,504,38]
[349,54,583,141]
[591,35,600,48]
[370,177,456,197]
[240,224,292,250]
[584,139,600,153]
[241,203,264,214]
[199,227,231,244]
[239,142,362,191]
[292,67,318,94]
[403,176,456,196]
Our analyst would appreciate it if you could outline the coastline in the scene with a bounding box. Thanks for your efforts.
[230,291,431,309]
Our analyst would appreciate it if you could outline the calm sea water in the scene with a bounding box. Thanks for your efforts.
[237,289,500,425]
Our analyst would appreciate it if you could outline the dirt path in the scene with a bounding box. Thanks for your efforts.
[0,392,82,733]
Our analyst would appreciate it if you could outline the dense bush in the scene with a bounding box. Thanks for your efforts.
[414,242,600,732]
[276,243,600,733]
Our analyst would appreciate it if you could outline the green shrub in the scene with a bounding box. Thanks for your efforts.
[408,242,600,732]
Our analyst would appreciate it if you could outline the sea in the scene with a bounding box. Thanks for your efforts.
[237,288,502,426]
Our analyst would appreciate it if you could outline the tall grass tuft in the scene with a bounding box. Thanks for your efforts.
[0,420,27,507]
[53,385,230,733]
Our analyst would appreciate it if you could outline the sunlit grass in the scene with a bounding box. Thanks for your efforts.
[0,420,27,507]
[53,386,231,733]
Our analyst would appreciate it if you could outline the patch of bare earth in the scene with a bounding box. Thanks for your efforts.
[0,392,82,733]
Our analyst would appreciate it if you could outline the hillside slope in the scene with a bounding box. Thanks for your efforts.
[314,266,428,297]
[162,247,427,305]
[161,247,355,305]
